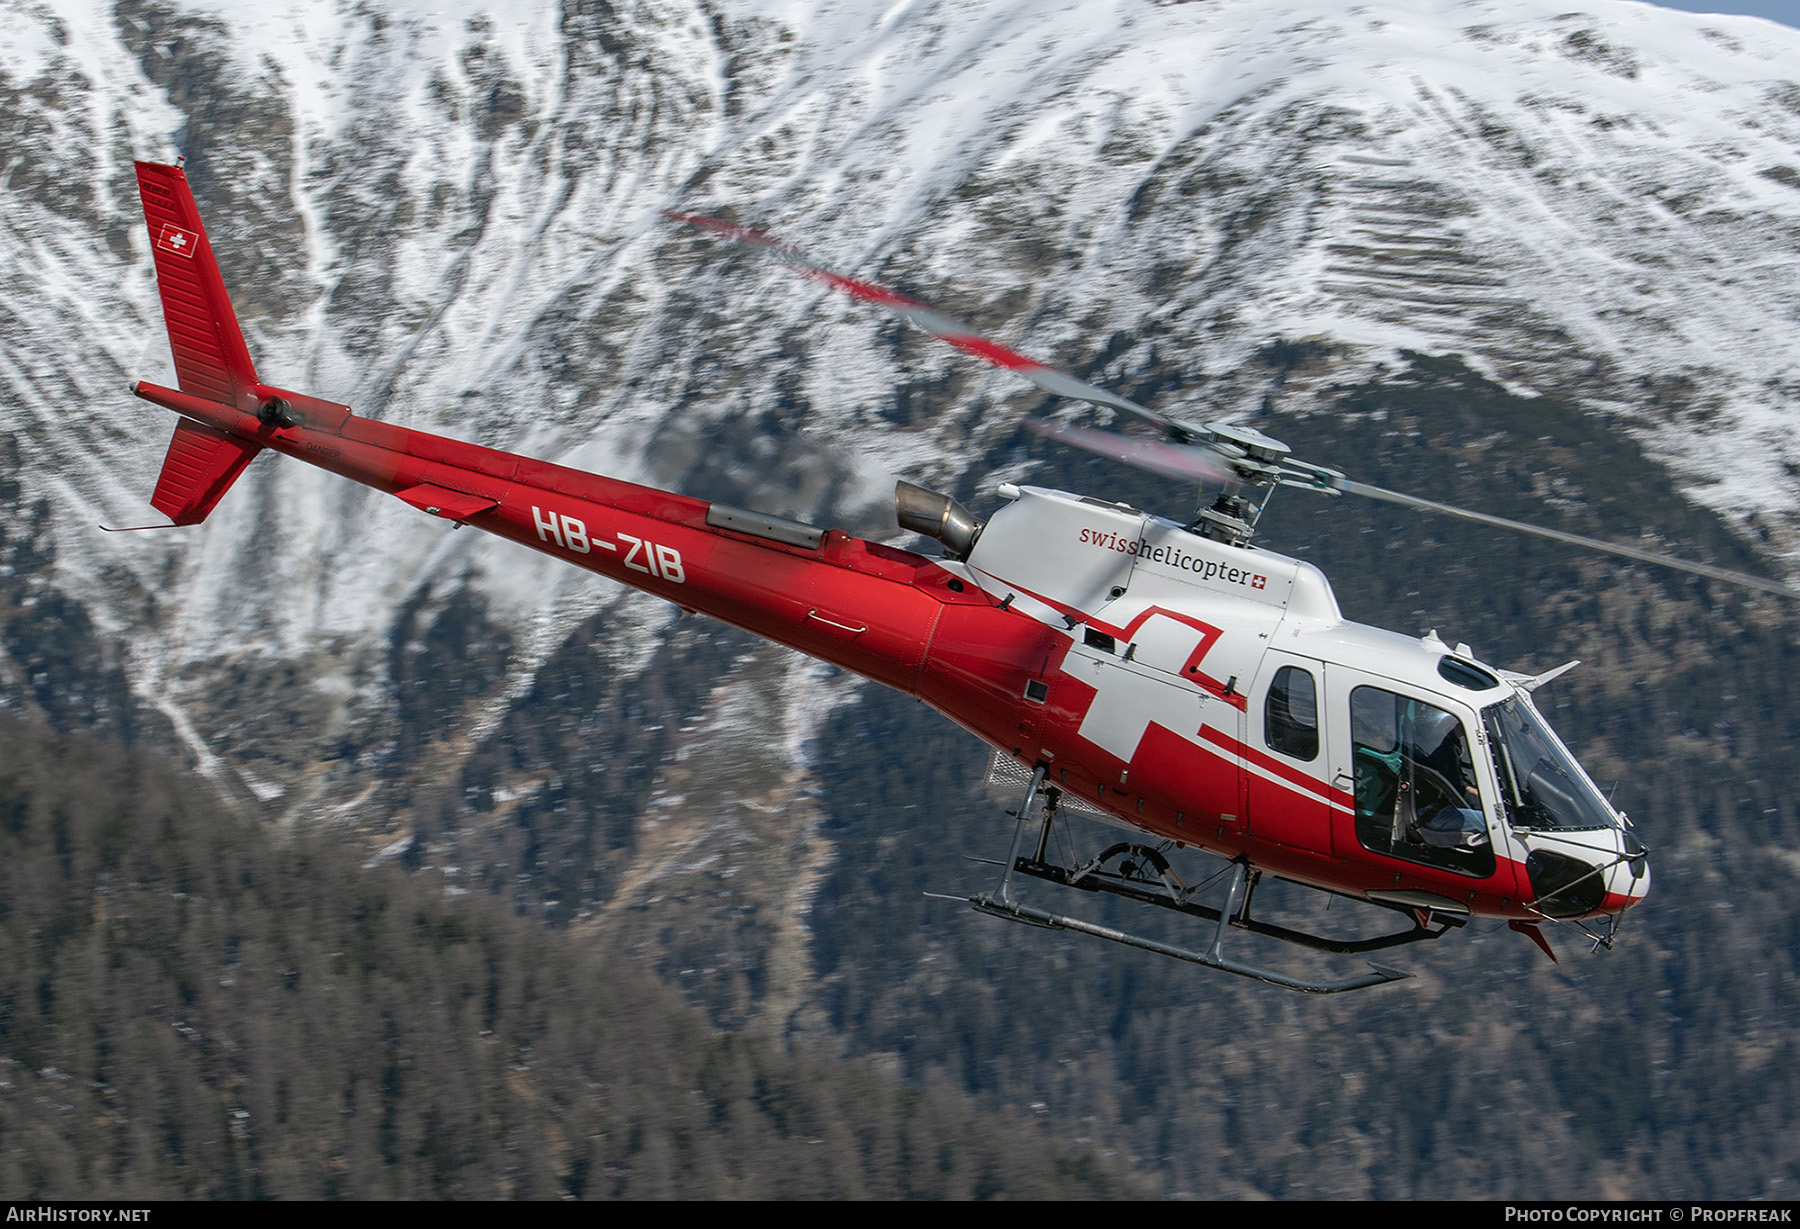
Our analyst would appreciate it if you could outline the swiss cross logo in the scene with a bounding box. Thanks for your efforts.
[156,223,199,259]
[1251,574,1267,590]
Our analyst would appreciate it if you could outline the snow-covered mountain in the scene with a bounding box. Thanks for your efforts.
[4,0,1800,971]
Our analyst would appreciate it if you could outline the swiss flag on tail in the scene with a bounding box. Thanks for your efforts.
[154,222,200,259]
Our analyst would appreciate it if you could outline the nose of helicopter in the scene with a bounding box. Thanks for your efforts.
[1602,828,1650,914]
[1619,840,1650,908]
[1520,827,1648,919]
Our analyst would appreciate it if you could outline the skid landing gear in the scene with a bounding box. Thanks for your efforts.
[937,765,1446,994]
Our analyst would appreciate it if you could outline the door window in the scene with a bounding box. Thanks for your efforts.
[1264,665,1319,761]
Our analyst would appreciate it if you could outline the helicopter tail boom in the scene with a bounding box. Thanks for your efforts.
[125,365,1038,719]
[125,164,1064,717]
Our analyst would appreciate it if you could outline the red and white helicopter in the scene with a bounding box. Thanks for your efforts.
[126,159,1779,991]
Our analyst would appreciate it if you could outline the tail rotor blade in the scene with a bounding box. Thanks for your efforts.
[1341,480,1800,599]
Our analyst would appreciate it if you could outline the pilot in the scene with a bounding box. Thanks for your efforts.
[1407,707,1487,850]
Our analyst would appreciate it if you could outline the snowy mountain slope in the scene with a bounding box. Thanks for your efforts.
[1,0,1799,997]
[677,0,1800,525]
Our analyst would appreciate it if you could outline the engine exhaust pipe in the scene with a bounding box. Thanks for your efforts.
[895,481,983,560]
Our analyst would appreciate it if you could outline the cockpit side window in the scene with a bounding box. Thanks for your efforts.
[1350,686,1495,878]
[1265,666,1319,761]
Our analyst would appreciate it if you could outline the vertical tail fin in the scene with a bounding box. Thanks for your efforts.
[135,159,264,524]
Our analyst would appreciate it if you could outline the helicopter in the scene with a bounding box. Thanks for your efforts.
[123,159,1781,993]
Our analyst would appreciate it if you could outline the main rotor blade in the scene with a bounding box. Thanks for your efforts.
[1026,420,1233,486]
[668,212,1168,429]
[1341,480,1800,599]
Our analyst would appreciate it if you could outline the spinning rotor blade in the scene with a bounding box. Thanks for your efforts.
[670,212,1798,601]
[1340,480,1800,599]
[1026,420,1234,486]
[668,212,1168,430]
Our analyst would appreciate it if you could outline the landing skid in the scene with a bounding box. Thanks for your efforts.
[939,765,1451,994]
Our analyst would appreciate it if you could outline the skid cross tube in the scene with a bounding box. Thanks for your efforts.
[969,864,1408,995]
[949,782,1431,991]
[1009,849,1457,956]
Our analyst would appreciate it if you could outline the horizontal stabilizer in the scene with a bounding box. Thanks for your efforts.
[396,484,499,521]
[150,419,263,526]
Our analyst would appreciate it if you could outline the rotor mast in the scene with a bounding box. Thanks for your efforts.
[1177,421,1347,548]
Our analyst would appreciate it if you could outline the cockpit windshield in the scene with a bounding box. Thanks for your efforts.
[1481,694,1618,831]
